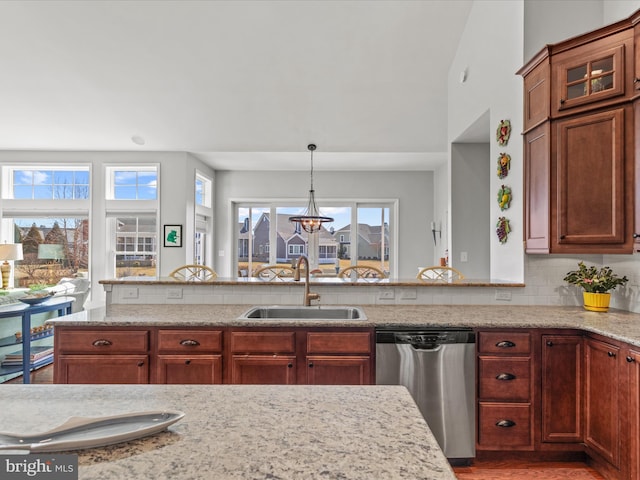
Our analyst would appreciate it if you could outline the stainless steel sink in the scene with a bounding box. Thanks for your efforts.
[238,305,367,320]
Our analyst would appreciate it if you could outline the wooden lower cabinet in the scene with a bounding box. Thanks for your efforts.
[626,348,640,480]
[584,336,621,471]
[157,355,222,384]
[305,355,370,385]
[57,354,149,384]
[541,334,582,444]
[230,355,297,384]
[227,328,374,385]
[476,330,534,451]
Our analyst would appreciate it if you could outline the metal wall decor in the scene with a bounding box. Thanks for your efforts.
[497,152,511,179]
[497,185,512,211]
[496,119,511,146]
[496,217,511,244]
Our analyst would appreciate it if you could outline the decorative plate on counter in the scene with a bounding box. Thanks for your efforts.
[0,410,185,453]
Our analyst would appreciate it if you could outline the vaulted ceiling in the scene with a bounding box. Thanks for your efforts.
[0,1,474,171]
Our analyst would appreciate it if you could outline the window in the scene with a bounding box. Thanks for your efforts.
[106,166,157,200]
[114,217,157,277]
[5,217,89,287]
[234,201,394,278]
[195,173,212,207]
[4,167,89,200]
[288,244,305,255]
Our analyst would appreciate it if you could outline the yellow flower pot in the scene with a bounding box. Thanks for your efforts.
[583,292,611,312]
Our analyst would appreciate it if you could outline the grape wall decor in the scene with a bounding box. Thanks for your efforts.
[497,185,512,211]
[496,119,511,146]
[496,217,511,244]
[497,152,511,179]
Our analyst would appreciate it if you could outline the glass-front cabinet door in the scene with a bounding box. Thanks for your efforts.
[552,30,631,114]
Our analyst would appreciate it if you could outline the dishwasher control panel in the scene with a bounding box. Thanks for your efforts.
[376,329,475,346]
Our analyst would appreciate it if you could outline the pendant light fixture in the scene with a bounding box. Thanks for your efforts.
[289,144,334,233]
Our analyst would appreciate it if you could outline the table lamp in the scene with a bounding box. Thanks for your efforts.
[0,243,24,290]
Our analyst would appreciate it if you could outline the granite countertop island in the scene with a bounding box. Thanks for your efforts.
[0,384,455,480]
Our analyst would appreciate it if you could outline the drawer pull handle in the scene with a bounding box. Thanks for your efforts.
[608,351,616,358]
[496,373,516,381]
[308,362,314,368]
[287,363,293,368]
[180,339,200,347]
[92,339,112,347]
[185,359,191,365]
[546,341,553,347]
[495,341,516,348]
[137,361,144,367]
[627,356,636,363]
[496,419,516,428]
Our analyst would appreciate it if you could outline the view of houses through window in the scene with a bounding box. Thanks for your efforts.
[237,204,390,278]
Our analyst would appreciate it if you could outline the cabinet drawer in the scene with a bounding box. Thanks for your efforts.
[306,332,371,354]
[478,357,531,401]
[478,332,531,354]
[158,330,222,353]
[478,402,533,449]
[56,330,149,354]
[230,331,296,353]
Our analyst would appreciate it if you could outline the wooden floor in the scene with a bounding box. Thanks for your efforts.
[7,367,606,479]
[453,460,606,479]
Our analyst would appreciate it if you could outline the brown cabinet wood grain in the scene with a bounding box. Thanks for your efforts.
[57,354,149,384]
[541,334,583,443]
[625,347,640,480]
[584,336,621,470]
[230,355,297,384]
[157,355,222,384]
[520,17,637,254]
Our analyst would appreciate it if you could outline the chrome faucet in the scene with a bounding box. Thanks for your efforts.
[294,255,320,306]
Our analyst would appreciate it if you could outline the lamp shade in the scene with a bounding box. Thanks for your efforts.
[0,244,24,261]
[38,244,65,260]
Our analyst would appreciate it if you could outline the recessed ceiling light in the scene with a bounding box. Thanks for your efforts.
[131,135,145,146]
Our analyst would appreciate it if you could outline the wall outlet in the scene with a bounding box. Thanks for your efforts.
[460,251,468,262]
[167,288,183,299]
[400,289,417,300]
[495,290,512,301]
[379,290,395,300]
[122,287,139,299]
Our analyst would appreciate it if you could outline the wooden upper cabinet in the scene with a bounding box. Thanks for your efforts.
[553,106,630,251]
[524,123,550,253]
[551,31,632,115]
[521,54,551,131]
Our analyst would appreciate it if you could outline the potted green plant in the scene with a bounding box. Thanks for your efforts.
[563,261,628,312]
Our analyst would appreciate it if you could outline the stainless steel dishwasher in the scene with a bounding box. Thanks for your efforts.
[376,328,476,463]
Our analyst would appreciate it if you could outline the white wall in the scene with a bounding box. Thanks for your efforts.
[214,169,434,278]
[451,143,491,279]
[448,0,525,282]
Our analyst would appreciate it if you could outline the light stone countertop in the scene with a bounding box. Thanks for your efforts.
[0,384,456,480]
[48,304,640,348]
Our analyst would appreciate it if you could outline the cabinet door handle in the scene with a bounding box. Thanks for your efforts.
[496,373,516,381]
[608,351,616,358]
[496,419,516,428]
[546,341,554,347]
[185,359,191,365]
[495,340,516,348]
[560,98,565,104]
[92,339,112,347]
[634,233,639,238]
[180,339,200,347]
[287,363,293,368]
[137,361,144,367]
[626,356,636,363]
[560,235,566,240]
[308,362,314,368]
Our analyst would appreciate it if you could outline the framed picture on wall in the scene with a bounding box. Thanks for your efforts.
[163,224,182,247]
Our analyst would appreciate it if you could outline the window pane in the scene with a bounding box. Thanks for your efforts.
[114,216,157,278]
[138,186,157,200]
[13,186,32,199]
[13,217,89,287]
[53,171,73,184]
[32,171,52,185]
[114,171,137,186]
[10,168,90,199]
[34,185,52,199]
[114,186,137,199]
[13,170,32,185]
[356,207,389,274]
